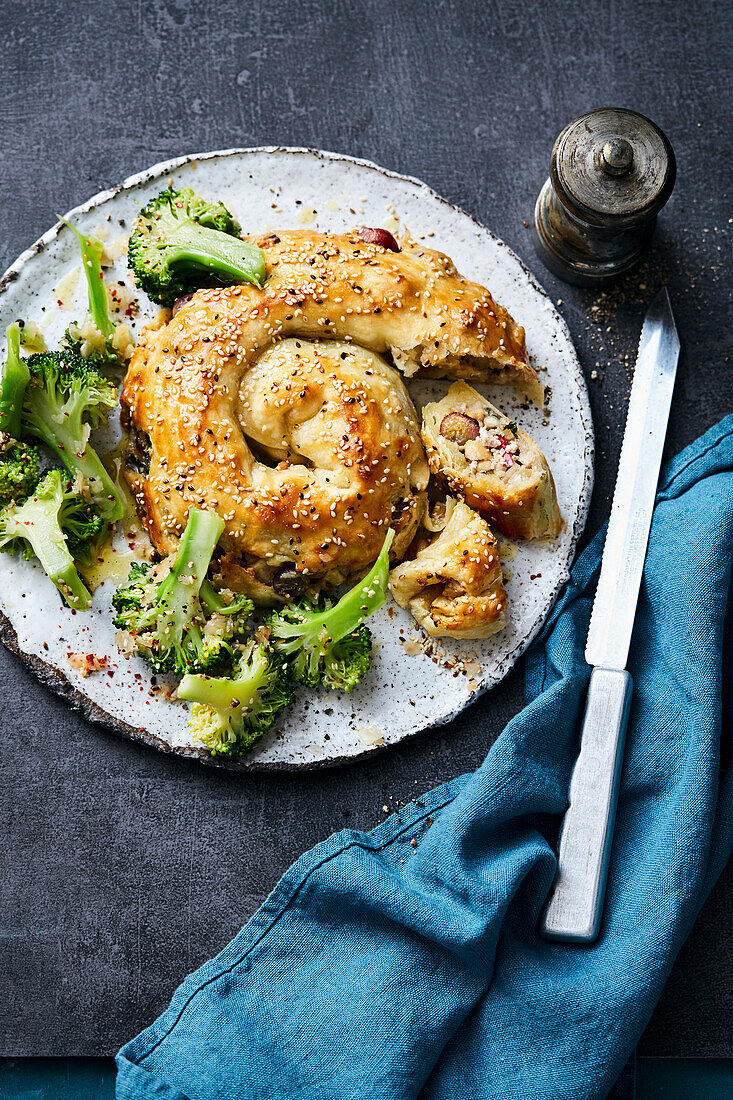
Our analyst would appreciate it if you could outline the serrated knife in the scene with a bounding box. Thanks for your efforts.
[541,287,680,943]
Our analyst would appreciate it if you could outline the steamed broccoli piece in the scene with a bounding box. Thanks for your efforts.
[112,506,253,674]
[0,323,30,439]
[267,528,394,692]
[61,489,105,565]
[0,434,40,505]
[178,641,293,757]
[61,219,115,339]
[321,624,372,692]
[128,186,266,306]
[0,329,47,507]
[21,347,124,523]
[0,468,94,609]
[60,219,130,370]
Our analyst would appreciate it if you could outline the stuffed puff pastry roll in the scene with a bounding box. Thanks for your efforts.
[122,230,541,601]
[421,382,562,541]
[389,498,507,639]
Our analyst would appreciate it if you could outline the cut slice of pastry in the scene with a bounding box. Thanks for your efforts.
[389,498,507,640]
[421,382,562,541]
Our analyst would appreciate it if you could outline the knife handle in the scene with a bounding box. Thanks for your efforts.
[540,667,632,943]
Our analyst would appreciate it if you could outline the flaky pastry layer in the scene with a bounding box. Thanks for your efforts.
[389,498,507,639]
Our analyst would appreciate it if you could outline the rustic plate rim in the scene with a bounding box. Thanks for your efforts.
[0,146,594,772]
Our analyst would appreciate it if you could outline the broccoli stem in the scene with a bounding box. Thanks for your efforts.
[0,323,30,438]
[1,492,91,609]
[279,528,395,649]
[178,646,267,710]
[199,578,233,613]
[324,527,394,640]
[164,222,266,289]
[31,523,92,610]
[61,220,115,338]
[156,508,225,638]
[199,577,251,617]
[30,417,124,524]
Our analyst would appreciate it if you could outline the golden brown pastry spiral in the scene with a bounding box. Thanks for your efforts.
[121,230,538,601]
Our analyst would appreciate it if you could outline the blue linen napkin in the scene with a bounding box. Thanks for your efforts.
[116,417,733,1100]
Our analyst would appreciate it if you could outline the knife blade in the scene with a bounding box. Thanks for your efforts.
[541,287,680,943]
[585,288,681,670]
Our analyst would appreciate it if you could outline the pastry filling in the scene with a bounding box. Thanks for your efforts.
[439,410,521,472]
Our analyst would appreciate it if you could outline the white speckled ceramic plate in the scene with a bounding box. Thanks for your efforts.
[0,148,593,770]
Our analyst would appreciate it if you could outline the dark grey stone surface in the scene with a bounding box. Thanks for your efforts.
[0,0,731,1058]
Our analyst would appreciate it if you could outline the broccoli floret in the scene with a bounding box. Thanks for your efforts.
[267,529,394,692]
[60,488,105,565]
[0,327,45,507]
[322,624,373,692]
[0,323,30,439]
[0,433,40,505]
[112,506,253,674]
[128,186,266,306]
[0,468,93,609]
[178,641,294,756]
[60,219,131,370]
[21,347,124,523]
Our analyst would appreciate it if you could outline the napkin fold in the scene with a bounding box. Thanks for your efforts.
[116,417,733,1100]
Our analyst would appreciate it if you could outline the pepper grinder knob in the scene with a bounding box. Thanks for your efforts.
[601,138,634,177]
[534,108,676,286]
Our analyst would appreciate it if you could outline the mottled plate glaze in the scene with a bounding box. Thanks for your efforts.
[0,148,593,769]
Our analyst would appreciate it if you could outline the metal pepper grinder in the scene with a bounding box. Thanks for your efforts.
[534,108,676,286]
